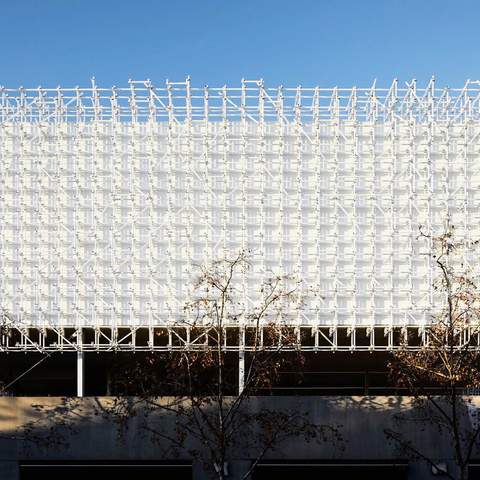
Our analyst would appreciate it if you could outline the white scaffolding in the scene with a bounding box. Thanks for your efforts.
[1,78,480,352]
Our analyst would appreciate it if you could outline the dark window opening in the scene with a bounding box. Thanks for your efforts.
[469,464,480,479]
[253,461,407,480]
[20,461,191,480]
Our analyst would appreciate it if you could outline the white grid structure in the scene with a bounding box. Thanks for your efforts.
[1,77,480,352]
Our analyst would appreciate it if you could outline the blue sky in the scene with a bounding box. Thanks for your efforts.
[1,0,479,89]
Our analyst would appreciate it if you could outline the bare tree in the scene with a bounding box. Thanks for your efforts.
[0,309,81,452]
[386,224,480,480]
[106,251,343,479]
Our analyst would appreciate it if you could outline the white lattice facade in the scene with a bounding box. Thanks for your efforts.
[1,79,480,340]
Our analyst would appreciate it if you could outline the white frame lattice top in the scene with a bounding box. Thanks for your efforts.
[1,77,480,123]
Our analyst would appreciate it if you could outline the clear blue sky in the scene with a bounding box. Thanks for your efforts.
[2,0,479,89]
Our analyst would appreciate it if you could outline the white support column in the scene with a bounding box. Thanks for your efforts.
[77,351,84,397]
[239,326,245,394]
[238,350,245,394]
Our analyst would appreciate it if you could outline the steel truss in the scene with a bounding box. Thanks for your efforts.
[1,324,479,353]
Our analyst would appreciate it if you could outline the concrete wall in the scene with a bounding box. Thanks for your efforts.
[0,396,474,479]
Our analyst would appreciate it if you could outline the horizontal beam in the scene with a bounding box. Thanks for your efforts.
[0,325,477,353]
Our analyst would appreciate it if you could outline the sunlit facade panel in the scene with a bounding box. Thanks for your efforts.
[1,81,480,329]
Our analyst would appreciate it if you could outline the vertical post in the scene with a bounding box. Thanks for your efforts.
[77,351,84,397]
[238,350,245,394]
[77,350,84,397]
[77,328,84,397]
[239,326,245,394]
